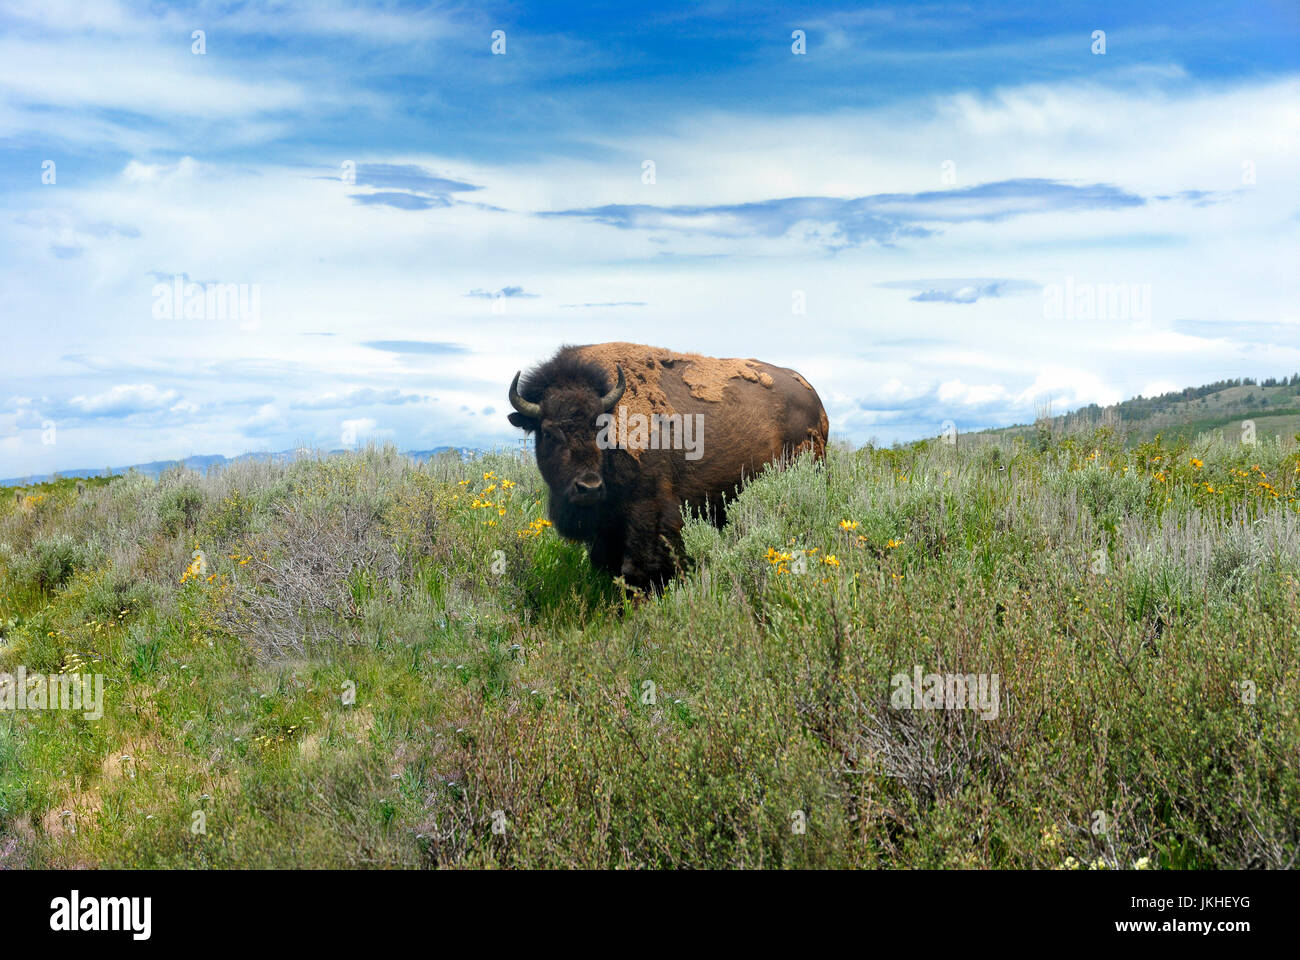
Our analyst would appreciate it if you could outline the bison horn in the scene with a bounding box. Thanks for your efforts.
[599,365,626,412]
[508,372,541,419]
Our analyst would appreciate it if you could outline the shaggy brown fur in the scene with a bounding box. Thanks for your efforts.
[508,342,829,590]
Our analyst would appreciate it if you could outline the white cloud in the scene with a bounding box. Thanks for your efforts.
[0,39,307,119]
[244,403,287,436]
[122,156,199,184]
[2,62,1298,473]
[67,384,177,416]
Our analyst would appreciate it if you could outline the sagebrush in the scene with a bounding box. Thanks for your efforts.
[0,430,1296,868]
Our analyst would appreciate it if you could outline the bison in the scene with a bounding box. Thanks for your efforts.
[508,342,829,590]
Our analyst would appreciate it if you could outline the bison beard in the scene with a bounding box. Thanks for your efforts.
[508,342,830,591]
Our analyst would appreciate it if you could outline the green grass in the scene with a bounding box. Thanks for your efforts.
[0,434,1297,869]
[1154,411,1300,445]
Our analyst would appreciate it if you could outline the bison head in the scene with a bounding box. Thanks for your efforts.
[508,363,625,506]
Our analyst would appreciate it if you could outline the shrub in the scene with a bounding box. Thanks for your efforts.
[157,483,206,537]
[1,439,1296,869]
[16,534,95,593]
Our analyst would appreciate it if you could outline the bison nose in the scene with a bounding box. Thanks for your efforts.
[572,474,603,496]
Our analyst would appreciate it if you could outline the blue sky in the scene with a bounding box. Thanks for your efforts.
[2,0,1299,475]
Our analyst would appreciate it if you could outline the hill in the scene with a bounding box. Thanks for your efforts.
[0,446,469,487]
[963,374,1300,447]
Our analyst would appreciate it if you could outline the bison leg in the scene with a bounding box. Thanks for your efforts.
[619,501,685,592]
[587,527,625,578]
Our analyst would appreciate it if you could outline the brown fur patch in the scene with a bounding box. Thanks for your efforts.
[679,355,773,401]
[572,343,778,459]
[572,343,677,461]
[572,342,675,414]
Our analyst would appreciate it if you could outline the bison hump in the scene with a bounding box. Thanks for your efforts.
[570,342,787,460]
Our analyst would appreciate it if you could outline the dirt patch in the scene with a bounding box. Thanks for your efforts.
[41,737,161,841]
[339,706,377,745]
[41,791,102,838]
[0,817,36,867]
[101,741,149,781]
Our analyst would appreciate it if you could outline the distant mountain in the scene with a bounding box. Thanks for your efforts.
[10,373,1297,484]
[0,445,484,487]
[964,374,1300,446]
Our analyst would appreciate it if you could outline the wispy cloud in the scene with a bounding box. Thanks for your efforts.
[350,191,448,211]
[360,340,469,355]
[342,163,482,211]
[290,387,428,410]
[13,211,140,260]
[560,301,648,308]
[879,278,1040,304]
[466,286,538,299]
[354,164,479,195]
[541,179,1145,248]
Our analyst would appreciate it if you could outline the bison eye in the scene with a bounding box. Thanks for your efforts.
[542,427,564,445]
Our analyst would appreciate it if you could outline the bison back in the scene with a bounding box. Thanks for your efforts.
[572,342,828,496]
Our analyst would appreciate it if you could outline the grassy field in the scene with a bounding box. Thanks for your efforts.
[1,426,1297,869]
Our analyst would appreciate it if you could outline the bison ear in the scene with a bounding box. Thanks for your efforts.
[508,411,538,432]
